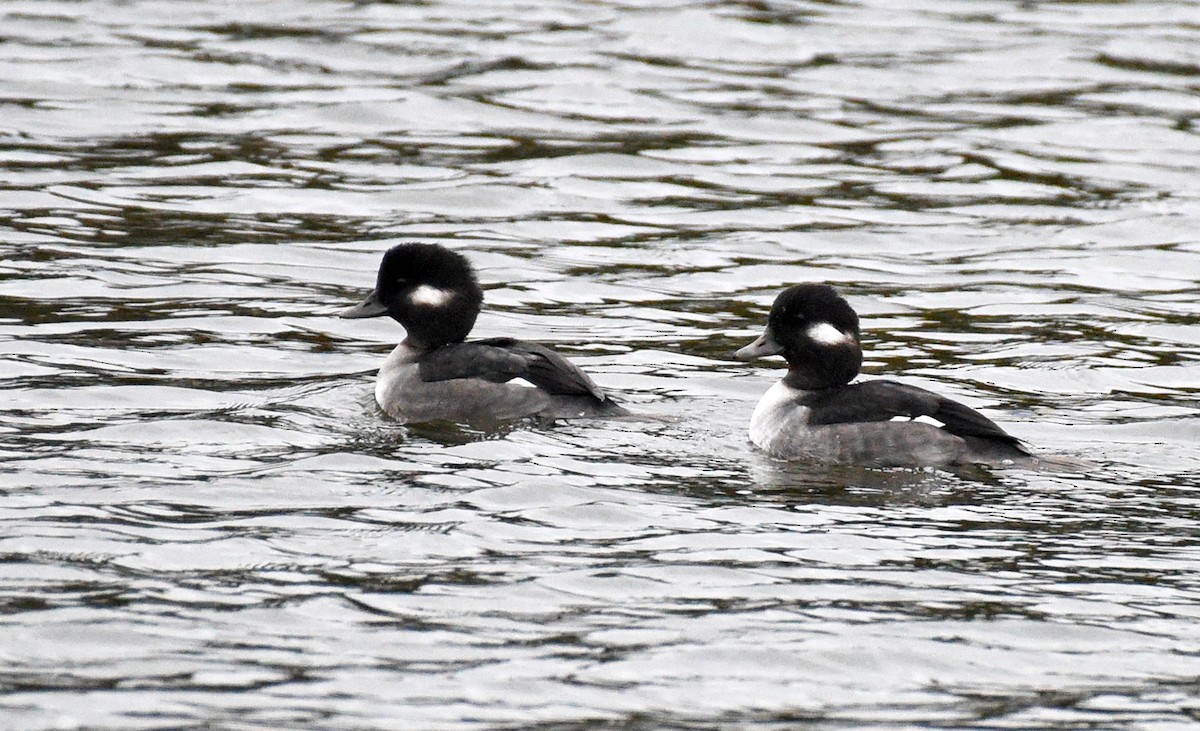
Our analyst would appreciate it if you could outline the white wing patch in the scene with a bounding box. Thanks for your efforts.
[891,414,946,428]
[409,284,454,308]
[510,377,538,390]
[806,321,853,347]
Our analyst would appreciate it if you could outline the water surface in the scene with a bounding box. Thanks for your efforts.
[2,1,1199,729]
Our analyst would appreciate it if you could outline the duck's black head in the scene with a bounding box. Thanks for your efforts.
[341,243,484,350]
[735,283,862,389]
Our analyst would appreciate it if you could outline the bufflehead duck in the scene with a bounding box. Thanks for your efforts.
[341,243,627,425]
[735,284,1031,467]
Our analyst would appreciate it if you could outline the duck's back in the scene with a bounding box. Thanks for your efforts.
[750,378,1029,467]
[375,340,625,425]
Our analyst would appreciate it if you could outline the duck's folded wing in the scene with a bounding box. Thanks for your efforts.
[804,379,1025,448]
[418,338,608,401]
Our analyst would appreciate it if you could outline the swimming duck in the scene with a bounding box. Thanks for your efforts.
[341,243,627,425]
[736,284,1031,467]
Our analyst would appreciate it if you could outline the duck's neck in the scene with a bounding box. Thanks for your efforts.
[783,370,840,391]
[783,344,861,390]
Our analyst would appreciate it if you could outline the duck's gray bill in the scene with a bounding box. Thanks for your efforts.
[734,330,784,360]
[340,290,389,319]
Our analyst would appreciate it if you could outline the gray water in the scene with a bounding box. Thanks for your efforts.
[3,1,1200,729]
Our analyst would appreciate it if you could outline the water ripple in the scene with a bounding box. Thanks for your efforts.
[2,1,1199,729]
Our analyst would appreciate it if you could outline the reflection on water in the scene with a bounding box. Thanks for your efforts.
[2,1,1199,728]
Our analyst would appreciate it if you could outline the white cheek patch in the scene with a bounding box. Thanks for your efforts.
[806,321,853,347]
[891,414,946,428]
[409,284,455,308]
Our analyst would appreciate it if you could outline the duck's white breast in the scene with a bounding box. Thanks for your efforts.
[748,380,810,452]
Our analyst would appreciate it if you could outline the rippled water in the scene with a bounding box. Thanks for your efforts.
[3,1,1200,728]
